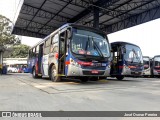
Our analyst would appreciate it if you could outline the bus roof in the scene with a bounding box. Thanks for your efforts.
[29,23,107,50]
[153,55,160,58]
[143,56,150,58]
[111,41,140,48]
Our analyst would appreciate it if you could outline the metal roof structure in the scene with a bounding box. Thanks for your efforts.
[12,0,160,38]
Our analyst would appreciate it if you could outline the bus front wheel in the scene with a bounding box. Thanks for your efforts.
[116,76,124,80]
[32,67,38,78]
[50,65,61,82]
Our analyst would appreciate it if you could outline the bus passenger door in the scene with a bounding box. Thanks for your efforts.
[38,44,44,74]
[42,39,51,76]
[58,31,67,75]
[111,47,120,74]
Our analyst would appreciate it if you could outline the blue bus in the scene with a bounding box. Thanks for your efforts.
[110,41,143,80]
[28,23,111,82]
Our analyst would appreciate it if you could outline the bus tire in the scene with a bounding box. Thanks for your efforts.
[50,65,61,82]
[32,67,38,78]
[116,76,124,80]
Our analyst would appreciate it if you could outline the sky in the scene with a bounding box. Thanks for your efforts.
[0,0,160,58]
[0,0,42,46]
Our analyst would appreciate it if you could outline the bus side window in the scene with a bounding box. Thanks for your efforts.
[33,48,36,57]
[113,52,117,63]
[44,38,51,55]
[51,34,58,44]
[29,49,32,58]
[52,45,58,53]
[51,34,58,53]
[36,45,39,57]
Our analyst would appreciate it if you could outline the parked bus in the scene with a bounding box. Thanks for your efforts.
[152,55,160,77]
[28,23,111,82]
[143,56,152,77]
[110,41,143,80]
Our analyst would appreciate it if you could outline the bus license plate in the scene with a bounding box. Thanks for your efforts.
[91,70,99,74]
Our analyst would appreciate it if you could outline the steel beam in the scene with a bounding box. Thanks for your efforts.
[12,27,46,38]
[93,7,99,28]
[15,18,57,35]
[83,0,133,27]
[16,18,56,31]
[22,4,70,22]
[58,0,89,8]
[47,0,83,13]
[100,0,158,25]
[69,0,120,23]
[102,6,160,33]
[37,0,73,33]
[25,0,48,30]
[86,0,159,27]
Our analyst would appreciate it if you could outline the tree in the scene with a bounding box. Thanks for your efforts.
[6,44,30,58]
[0,14,20,49]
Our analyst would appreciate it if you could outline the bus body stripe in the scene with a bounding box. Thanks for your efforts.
[36,61,38,74]
[65,61,70,65]
[118,66,123,69]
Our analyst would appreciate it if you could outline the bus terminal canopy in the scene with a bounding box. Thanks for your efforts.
[12,0,160,38]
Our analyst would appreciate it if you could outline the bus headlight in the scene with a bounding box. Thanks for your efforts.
[70,58,79,67]
[107,65,110,68]
[124,64,129,69]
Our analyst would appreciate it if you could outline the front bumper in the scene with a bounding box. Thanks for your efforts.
[67,64,110,76]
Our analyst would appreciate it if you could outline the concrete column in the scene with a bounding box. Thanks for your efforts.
[0,51,3,65]
[0,51,3,74]
[93,7,99,29]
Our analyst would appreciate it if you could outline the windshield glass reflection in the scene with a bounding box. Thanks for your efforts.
[71,28,110,58]
[124,44,143,63]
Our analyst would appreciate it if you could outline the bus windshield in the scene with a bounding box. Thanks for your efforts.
[124,44,143,63]
[143,57,150,69]
[71,28,110,58]
[154,57,160,69]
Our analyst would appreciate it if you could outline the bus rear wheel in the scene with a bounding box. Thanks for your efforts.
[32,67,38,78]
[50,65,61,82]
[116,76,124,80]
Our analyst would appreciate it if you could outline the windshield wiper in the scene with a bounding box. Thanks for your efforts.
[85,35,89,52]
[91,36,105,59]
[75,36,105,60]
[131,49,141,63]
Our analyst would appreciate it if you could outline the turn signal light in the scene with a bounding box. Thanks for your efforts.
[55,53,58,59]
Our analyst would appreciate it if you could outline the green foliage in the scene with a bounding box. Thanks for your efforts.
[0,14,20,47]
[6,44,30,58]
